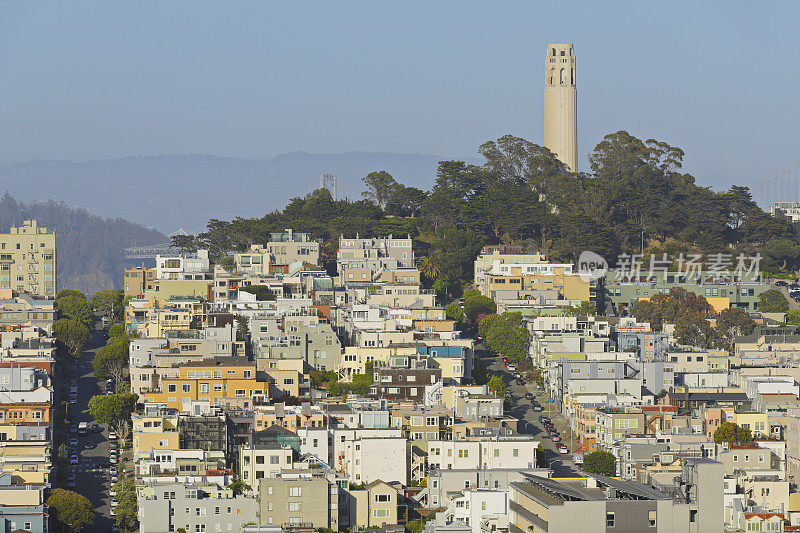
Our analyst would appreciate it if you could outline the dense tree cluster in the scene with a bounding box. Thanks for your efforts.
[176,132,797,302]
[630,287,756,350]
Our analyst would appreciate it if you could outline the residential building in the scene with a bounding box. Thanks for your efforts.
[603,269,768,313]
[139,358,263,411]
[258,473,339,529]
[0,220,56,299]
[137,482,258,533]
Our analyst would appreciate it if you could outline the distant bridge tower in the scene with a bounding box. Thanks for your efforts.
[544,43,578,173]
[320,172,339,200]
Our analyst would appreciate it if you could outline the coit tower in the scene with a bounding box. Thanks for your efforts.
[544,43,577,172]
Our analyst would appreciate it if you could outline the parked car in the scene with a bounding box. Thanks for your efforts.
[69,454,79,464]
[573,453,584,465]
[110,456,118,464]
[69,437,78,447]
[91,423,102,433]
[108,432,118,440]
[539,416,550,423]
[533,405,544,412]
[69,424,78,434]
[557,444,568,454]
[85,442,96,450]
[776,280,788,287]
[110,488,117,498]
[524,392,534,400]
[551,435,561,442]
[67,474,76,488]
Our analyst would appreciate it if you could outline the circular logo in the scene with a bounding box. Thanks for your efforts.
[577,251,608,281]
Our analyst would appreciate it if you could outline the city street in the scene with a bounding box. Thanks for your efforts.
[69,326,116,531]
[478,349,581,477]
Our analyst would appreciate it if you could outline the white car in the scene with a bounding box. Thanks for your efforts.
[573,454,584,465]
[108,432,118,440]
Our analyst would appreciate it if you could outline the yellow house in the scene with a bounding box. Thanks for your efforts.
[141,358,264,410]
[132,410,180,455]
[484,270,591,301]
[337,345,418,381]
[258,358,309,398]
[733,411,771,438]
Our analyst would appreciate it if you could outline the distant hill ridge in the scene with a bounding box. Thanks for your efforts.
[0,151,449,233]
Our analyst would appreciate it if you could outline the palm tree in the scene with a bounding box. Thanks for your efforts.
[416,256,440,281]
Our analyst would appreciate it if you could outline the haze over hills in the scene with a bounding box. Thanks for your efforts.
[0,193,165,296]
[0,152,448,233]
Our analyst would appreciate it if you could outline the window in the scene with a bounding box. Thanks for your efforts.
[606,512,615,527]
[200,383,209,393]
[168,384,177,393]
[289,502,301,511]
[243,370,252,378]
[182,384,191,393]
[289,486,302,497]
[256,455,265,464]
[375,494,391,502]
[214,384,223,392]
[649,510,656,527]
[373,509,390,518]
[513,448,519,457]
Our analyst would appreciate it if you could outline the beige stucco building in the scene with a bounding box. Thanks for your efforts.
[544,43,577,172]
[0,220,56,299]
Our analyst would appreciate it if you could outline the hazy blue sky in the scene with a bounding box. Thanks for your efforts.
[1,1,798,190]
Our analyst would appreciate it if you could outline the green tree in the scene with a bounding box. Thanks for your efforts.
[218,256,235,272]
[90,289,124,321]
[713,421,753,445]
[386,185,426,217]
[239,284,276,301]
[88,393,138,441]
[170,234,198,254]
[485,313,529,361]
[463,291,497,326]
[759,289,790,313]
[536,443,547,467]
[46,488,94,532]
[362,170,398,209]
[235,314,249,341]
[582,451,616,476]
[92,336,129,383]
[228,479,251,496]
[715,307,756,351]
[786,309,800,327]
[630,287,713,331]
[55,290,95,329]
[445,301,464,322]
[415,256,440,283]
[674,315,718,349]
[487,374,508,401]
[53,318,91,358]
[350,361,374,395]
[115,489,138,532]
[108,323,126,338]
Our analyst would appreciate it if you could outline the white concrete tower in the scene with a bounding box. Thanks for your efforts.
[544,43,577,172]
